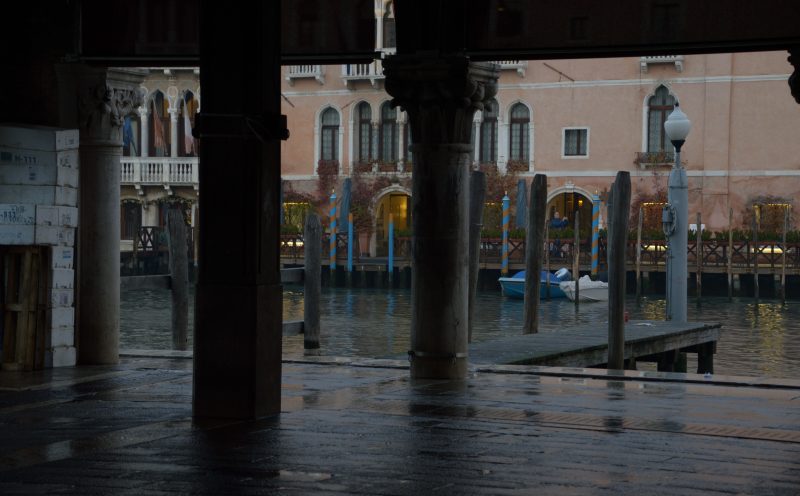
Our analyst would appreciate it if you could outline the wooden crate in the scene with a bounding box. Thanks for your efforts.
[1,246,47,370]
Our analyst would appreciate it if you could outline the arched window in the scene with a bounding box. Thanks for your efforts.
[509,103,530,163]
[480,99,498,163]
[179,91,197,157]
[647,86,675,153]
[150,91,169,157]
[379,102,397,162]
[383,1,396,49]
[356,102,371,163]
[320,108,340,161]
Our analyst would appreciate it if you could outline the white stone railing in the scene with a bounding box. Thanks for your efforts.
[120,157,199,189]
[493,60,528,77]
[341,60,384,88]
[640,55,684,73]
[285,65,324,86]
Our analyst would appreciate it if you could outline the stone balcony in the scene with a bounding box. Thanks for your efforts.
[640,55,684,73]
[493,60,528,77]
[120,157,199,194]
[341,61,384,89]
[285,65,325,86]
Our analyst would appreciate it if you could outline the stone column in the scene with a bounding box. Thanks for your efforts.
[169,108,179,157]
[58,66,144,364]
[397,117,406,170]
[497,115,508,173]
[372,121,380,163]
[138,106,149,157]
[385,56,498,379]
[472,118,481,166]
[789,47,800,104]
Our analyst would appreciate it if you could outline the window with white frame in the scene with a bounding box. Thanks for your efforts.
[647,85,675,153]
[379,102,398,162]
[480,99,498,163]
[563,128,588,157]
[509,103,530,163]
[356,102,371,163]
[320,108,339,161]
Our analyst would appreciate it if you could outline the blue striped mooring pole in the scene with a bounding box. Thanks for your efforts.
[329,190,337,271]
[501,192,510,276]
[591,193,600,277]
[388,213,394,283]
[347,213,353,273]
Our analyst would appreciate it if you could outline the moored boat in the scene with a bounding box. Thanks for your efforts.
[498,268,571,299]
[559,275,608,302]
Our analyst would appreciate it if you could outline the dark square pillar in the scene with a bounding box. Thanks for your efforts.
[193,2,282,418]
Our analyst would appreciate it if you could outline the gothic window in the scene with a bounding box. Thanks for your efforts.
[379,102,398,162]
[509,103,530,163]
[150,91,169,157]
[480,99,498,163]
[320,107,340,161]
[356,102,372,163]
[648,86,675,153]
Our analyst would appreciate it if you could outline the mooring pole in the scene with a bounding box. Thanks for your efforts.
[388,213,394,286]
[782,206,788,304]
[523,174,547,334]
[329,190,337,276]
[346,213,353,287]
[728,207,734,300]
[166,208,189,350]
[591,194,600,279]
[635,206,643,299]
[573,211,580,307]
[753,211,760,301]
[501,192,510,276]
[468,170,486,343]
[304,213,321,351]
[608,172,631,371]
[544,218,551,299]
[696,212,703,301]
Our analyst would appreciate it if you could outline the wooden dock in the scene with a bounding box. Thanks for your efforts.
[469,320,720,373]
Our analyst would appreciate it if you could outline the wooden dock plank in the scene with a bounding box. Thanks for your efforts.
[469,320,720,367]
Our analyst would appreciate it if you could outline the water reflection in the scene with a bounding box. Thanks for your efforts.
[121,285,800,380]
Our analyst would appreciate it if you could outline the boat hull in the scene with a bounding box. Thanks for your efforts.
[559,278,609,302]
[498,278,567,299]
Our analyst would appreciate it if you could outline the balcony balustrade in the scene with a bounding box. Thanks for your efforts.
[342,60,384,89]
[492,60,528,77]
[120,157,199,193]
[285,65,325,86]
[634,151,675,169]
[640,55,684,73]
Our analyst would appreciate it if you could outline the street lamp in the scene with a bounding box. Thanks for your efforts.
[663,102,692,322]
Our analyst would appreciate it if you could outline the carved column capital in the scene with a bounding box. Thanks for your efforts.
[78,69,145,145]
[789,47,800,104]
[384,56,499,146]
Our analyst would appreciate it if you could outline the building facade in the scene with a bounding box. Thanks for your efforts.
[119,3,800,256]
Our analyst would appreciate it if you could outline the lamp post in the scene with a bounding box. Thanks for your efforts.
[663,103,692,322]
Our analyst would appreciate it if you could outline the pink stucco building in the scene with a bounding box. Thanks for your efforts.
[279,50,799,241]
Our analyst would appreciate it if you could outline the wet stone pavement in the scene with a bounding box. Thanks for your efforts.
[0,357,799,495]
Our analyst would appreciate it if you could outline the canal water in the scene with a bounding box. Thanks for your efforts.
[121,285,800,380]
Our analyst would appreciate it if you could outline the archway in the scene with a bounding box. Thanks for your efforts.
[373,187,411,257]
[546,189,594,237]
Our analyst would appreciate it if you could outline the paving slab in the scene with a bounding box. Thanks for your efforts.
[0,357,797,495]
